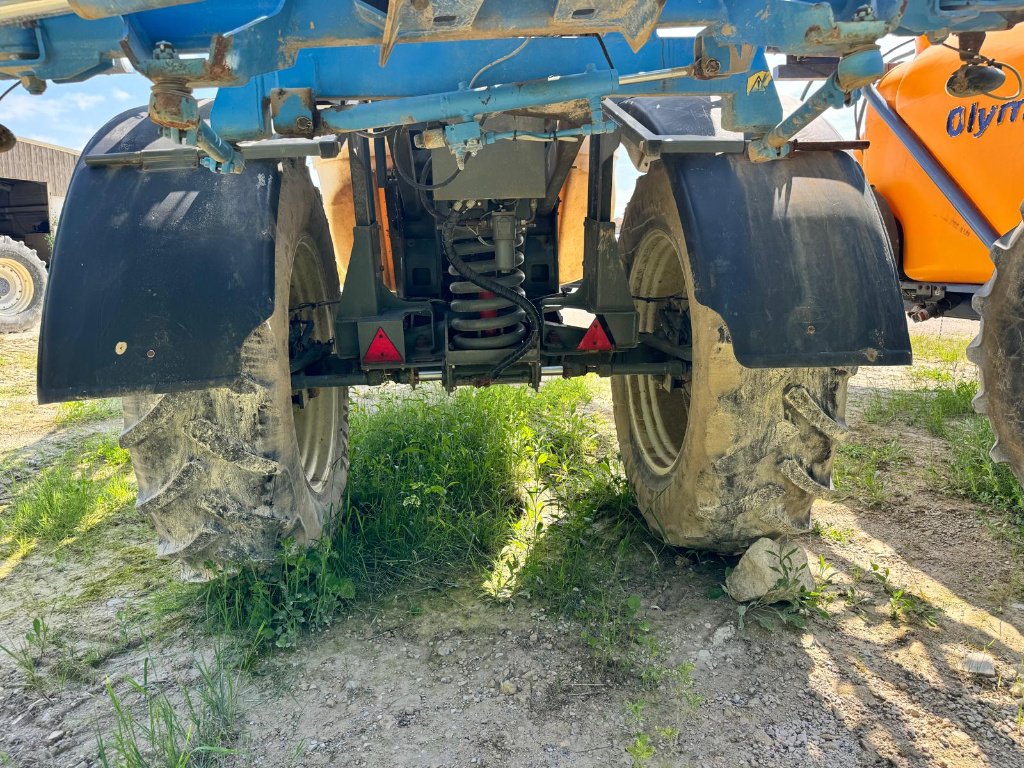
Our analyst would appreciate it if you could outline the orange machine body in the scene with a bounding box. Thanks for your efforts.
[863,28,1024,284]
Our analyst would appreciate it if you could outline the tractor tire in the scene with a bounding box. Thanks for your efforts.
[121,163,349,578]
[967,213,1024,484]
[0,236,46,333]
[610,164,850,551]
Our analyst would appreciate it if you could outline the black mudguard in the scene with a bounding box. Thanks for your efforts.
[620,97,911,368]
[37,107,280,404]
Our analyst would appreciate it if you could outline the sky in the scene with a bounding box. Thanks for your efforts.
[2,74,151,149]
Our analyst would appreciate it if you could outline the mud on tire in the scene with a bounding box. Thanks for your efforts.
[611,165,850,551]
[121,162,349,577]
[0,236,47,333]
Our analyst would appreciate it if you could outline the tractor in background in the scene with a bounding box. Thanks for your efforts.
[0,136,71,332]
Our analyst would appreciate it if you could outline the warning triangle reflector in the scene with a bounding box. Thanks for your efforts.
[363,327,403,363]
[577,317,614,352]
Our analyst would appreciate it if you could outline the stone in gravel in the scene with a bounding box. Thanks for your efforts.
[711,624,735,646]
[500,680,517,695]
[436,642,454,657]
[726,538,813,602]
[390,694,420,715]
[45,730,65,745]
[962,652,996,677]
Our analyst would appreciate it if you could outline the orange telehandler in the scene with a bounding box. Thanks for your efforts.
[862,27,1024,484]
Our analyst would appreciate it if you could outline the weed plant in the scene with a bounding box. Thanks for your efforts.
[832,439,908,506]
[734,550,833,631]
[96,654,240,768]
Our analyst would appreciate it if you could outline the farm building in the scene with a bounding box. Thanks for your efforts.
[0,136,78,262]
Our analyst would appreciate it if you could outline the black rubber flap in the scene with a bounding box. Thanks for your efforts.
[621,97,911,368]
[37,108,280,403]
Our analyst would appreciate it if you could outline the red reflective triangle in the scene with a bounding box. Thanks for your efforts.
[363,327,403,363]
[577,317,614,352]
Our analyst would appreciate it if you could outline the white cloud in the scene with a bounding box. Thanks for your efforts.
[112,88,132,101]
[68,93,105,110]
[2,93,67,121]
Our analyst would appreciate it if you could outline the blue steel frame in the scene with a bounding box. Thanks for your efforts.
[3,0,1024,168]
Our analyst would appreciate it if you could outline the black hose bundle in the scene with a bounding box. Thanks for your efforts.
[442,211,542,381]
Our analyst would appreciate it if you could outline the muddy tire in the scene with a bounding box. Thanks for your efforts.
[121,163,348,577]
[967,213,1024,483]
[0,236,46,333]
[610,165,850,551]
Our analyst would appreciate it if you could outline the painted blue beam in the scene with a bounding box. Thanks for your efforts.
[212,37,781,140]
[6,0,1024,88]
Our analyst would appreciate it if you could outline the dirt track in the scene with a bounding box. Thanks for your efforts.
[1,322,1023,768]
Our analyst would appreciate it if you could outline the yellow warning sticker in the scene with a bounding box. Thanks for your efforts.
[746,70,772,95]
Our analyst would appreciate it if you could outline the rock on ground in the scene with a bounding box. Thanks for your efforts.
[726,537,814,602]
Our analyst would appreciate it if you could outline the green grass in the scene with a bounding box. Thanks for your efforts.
[97,653,240,768]
[864,381,976,437]
[909,333,971,365]
[863,368,1024,543]
[0,434,134,559]
[198,379,609,655]
[812,520,854,544]
[833,439,908,506]
[55,399,122,426]
[945,416,1024,514]
[195,377,674,678]
[507,455,664,676]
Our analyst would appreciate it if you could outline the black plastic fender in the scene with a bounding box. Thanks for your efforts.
[37,107,281,404]
[619,97,911,368]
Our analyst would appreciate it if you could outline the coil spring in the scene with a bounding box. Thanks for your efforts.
[448,234,528,350]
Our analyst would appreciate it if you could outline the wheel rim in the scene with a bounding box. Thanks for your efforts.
[0,257,34,317]
[289,237,340,494]
[624,229,691,476]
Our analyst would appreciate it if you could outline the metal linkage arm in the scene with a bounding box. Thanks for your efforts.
[747,47,884,162]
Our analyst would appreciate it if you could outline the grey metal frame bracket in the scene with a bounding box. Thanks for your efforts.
[84,136,344,169]
[542,218,639,349]
[603,98,746,172]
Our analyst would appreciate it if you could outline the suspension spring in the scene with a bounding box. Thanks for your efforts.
[447,231,528,350]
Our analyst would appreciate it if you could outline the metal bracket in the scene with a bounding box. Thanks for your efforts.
[144,42,246,173]
[542,219,639,348]
[84,137,344,170]
[603,98,745,172]
[334,137,433,359]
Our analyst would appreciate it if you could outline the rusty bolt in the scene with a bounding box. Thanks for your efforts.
[146,349,156,359]
[806,324,816,335]
[153,41,176,60]
[295,116,314,132]
[702,58,722,76]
